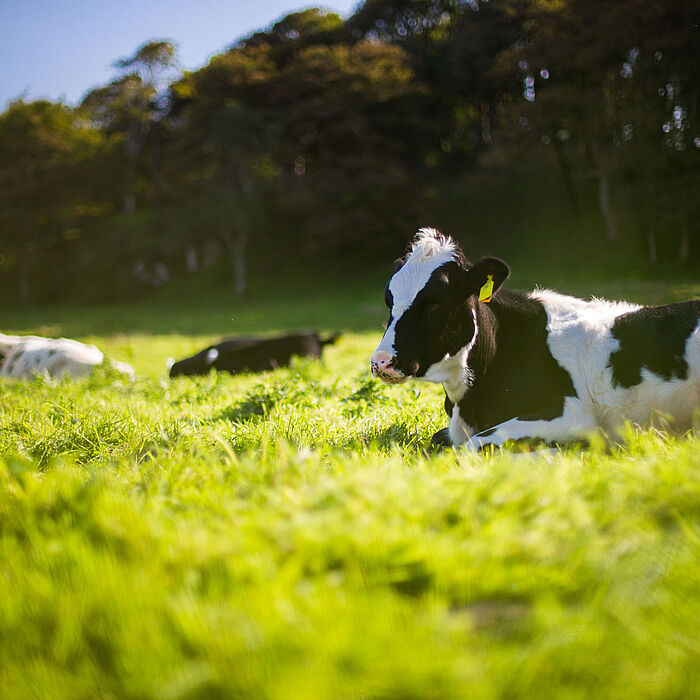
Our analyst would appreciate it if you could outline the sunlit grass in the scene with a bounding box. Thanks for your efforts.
[1,282,699,698]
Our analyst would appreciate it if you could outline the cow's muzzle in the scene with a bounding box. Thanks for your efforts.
[370,350,408,384]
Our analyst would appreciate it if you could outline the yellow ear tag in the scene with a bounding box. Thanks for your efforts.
[479,274,494,303]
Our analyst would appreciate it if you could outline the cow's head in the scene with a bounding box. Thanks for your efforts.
[371,228,509,384]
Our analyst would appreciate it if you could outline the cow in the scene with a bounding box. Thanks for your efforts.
[0,334,135,380]
[169,332,340,377]
[371,228,700,450]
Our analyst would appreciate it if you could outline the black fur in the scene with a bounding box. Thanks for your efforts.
[454,290,577,432]
[388,257,510,379]
[392,262,475,378]
[169,332,340,377]
[609,300,700,388]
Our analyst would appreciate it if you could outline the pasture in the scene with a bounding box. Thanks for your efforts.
[1,274,700,699]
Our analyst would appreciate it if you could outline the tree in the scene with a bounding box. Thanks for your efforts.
[167,46,281,298]
[82,40,178,213]
[168,21,431,296]
[490,0,700,259]
[0,100,106,303]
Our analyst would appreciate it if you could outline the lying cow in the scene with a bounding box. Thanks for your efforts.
[169,332,340,377]
[0,334,134,380]
[371,227,700,450]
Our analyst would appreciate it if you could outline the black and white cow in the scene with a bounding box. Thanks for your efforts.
[371,228,700,450]
[0,334,134,380]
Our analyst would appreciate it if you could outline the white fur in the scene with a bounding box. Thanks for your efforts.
[449,405,473,446]
[0,334,134,380]
[464,398,598,450]
[373,228,457,361]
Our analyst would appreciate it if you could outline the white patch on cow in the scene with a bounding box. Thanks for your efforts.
[423,308,478,403]
[527,289,700,438]
[448,405,473,446]
[206,347,219,364]
[465,397,598,451]
[687,319,700,380]
[530,289,639,401]
[374,228,458,359]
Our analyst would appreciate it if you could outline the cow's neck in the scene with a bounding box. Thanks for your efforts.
[467,297,499,382]
[457,290,537,394]
[439,291,530,404]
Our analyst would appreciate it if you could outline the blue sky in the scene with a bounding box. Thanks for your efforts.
[0,0,359,108]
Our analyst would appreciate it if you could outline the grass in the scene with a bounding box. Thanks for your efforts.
[1,273,699,699]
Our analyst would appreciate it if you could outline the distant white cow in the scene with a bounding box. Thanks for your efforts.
[0,334,134,380]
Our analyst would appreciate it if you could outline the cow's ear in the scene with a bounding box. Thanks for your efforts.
[464,257,510,301]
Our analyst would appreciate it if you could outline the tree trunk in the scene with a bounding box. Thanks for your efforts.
[18,260,30,306]
[124,119,140,214]
[186,246,198,273]
[591,143,617,241]
[151,129,161,215]
[480,102,492,145]
[233,229,247,300]
[553,139,580,218]
[219,229,248,299]
[679,226,689,261]
[598,169,617,241]
[124,162,136,214]
[648,228,657,265]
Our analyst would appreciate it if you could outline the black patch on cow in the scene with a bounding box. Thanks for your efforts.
[384,285,393,309]
[444,395,453,415]
[455,291,577,432]
[609,300,700,388]
[391,262,476,378]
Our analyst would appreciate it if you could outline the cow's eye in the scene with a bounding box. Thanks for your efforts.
[420,292,442,308]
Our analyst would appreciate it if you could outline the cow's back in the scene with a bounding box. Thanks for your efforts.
[608,300,700,387]
[0,334,104,379]
[603,300,700,431]
[536,293,700,432]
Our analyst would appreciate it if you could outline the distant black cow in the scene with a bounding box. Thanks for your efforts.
[371,227,700,450]
[169,332,340,377]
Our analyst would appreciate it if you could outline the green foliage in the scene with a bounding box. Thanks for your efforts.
[1,1,698,305]
[0,99,110,303]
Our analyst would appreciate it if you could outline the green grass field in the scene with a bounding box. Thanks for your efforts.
[1,275,700,699]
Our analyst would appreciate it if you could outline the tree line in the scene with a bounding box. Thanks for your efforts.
[1,0,698,304]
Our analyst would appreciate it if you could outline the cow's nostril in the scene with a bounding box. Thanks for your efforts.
[372,350,395,369]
